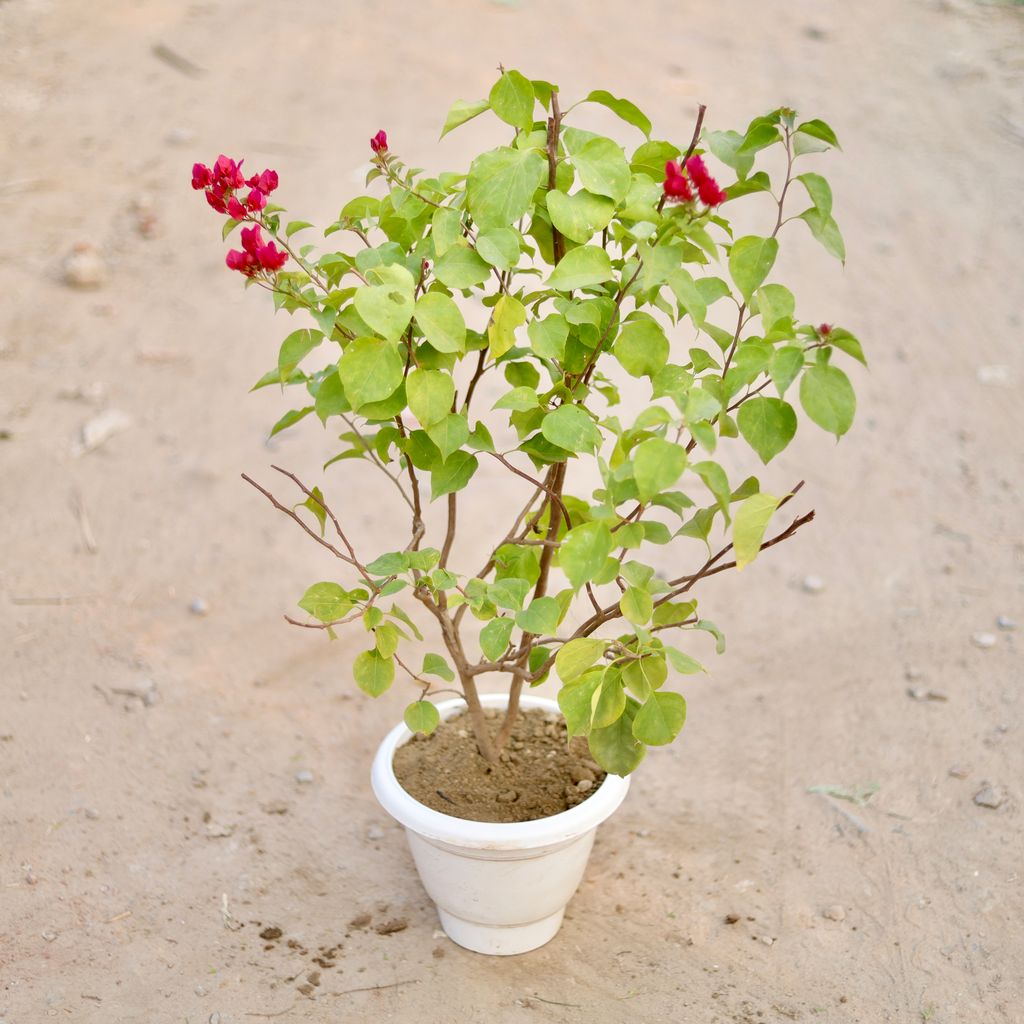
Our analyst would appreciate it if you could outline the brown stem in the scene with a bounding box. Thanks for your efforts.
[440,493,457,569]
[494,461,566,751]
[546,90,566,264]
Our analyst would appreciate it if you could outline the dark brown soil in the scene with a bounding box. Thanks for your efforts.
[392,707,607,823]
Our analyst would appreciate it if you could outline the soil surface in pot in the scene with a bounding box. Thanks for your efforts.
[392,707,607,823]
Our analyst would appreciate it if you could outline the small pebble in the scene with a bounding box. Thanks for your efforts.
[948,764,971,779]
[295,770,314,784]
[84,808,100,820]
[575,779,593,793]
[569,765,596,784]
[375,917,408,935]
[976,364,1010,387]
[972,632,997,649]
[366,826,384,841]
[42,930,58,942]
[801,575,825,594]
[189,597,209,617]
[166,127,196,145]
[973,784,1004,809]
[903,665,924,681]
[348,912,372,930]
[724,913,740,925]
[62,243,107,289]
[996,615,1017,631]
[496,789,519,803]
[25,870,38,885]
[194,985,207,997]
[259,926,282,941]
[906,687,948,703]
[822,905,846,922]
[262,800,289,815]
[759,934,776,946]
[209,1014,221,1024]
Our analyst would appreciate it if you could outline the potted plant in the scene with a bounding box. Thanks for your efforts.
[192,70,860,955]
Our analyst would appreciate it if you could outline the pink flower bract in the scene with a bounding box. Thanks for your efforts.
[370,130,388,155]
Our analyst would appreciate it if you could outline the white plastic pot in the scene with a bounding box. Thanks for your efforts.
[371,693,630,956]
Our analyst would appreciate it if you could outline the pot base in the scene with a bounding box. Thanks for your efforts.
[437,906,565,957]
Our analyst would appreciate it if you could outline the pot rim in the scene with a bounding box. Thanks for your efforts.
[371,693,631,850]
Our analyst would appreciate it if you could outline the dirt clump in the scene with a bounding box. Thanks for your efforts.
[392,708,606,823]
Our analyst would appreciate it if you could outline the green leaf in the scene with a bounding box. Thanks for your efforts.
[404,701,440,735]
[374,621,400,658]
[613,317,669,378]
[558,671,603,737]
[480,616,515,660]
[706,130,754,179]
[632,692,687,746]
[633,437,686,502]
[799,208,846,262]
[588,699,645,775]
[527,313,569,360]
[426,413,469,459]
[580,90,651,137]
[414,292,466,353]
[476,227,521,271]
[571,137,631,202]
[338,337,404,409]
[353,264,415,341]
[770,345,804,396]
[796,118,841,149]
[430,207,462,257]
[487,577,532,611]
[407,369,454,428]
[365,551,410,576]
[298,582,352,623]
[421,653,455,682]
[592,675,626,728]
[693,461,732,519]
[489,70,535,131]
[488,294,527,359]
[796,172,832,217]
[467,146,547,229]
[285,219,313,238]
[799,364,856,437]
[547,189,616,244]
[269,406,313,437]
[559,521,614,589]
[430,450,478,499]
[619,586,653,626]
[729,235,779,304]
[737,397,797,464]
[300,486,328,536]
[546,245,614,291]
[665,647,704,674]
[494,386,540,412]
[440,98,489,138]
[828,328,867,366]
[755,283,795,331]
[695,618,726,654]
[555,637,606,682]
[353,649,394,697]
[434,242,492,289]
[733,492,782,570]
[541,404,602,454]
[516,596,561,635]
[667,268,707,327]
[278,328,322,381]
[622,655,668,698]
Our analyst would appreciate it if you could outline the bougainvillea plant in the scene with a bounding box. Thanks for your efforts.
[193,70,861,776]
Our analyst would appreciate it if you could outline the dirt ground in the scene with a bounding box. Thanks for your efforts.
[2,0,1023,1021]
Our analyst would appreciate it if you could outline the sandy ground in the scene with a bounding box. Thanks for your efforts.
[2,0,1023,1021]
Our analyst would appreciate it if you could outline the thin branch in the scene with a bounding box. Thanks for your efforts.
[440,492,457,569]
[242,473,359,568]
[656,103,707,214]
[485,452,572,529]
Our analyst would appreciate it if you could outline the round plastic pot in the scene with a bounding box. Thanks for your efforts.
[370,693,631,956]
